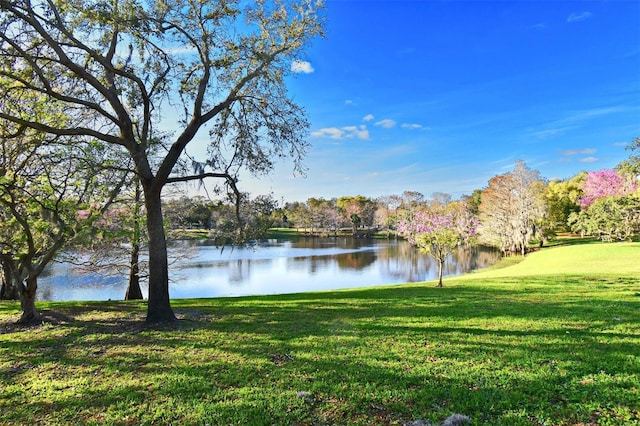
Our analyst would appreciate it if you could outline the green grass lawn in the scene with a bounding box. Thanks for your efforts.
[1,242,639,425]
[468,241,640,278]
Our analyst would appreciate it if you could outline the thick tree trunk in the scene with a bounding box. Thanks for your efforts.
[144,189,176,323]
[437,259,444,288]
[18,276,41,324]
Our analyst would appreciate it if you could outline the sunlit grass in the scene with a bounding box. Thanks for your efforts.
[0,241,639,425]
[464,241,640,278]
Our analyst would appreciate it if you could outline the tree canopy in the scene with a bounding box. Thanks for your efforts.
[478,161,547,255]
[0,0,325,322]
[397,199,478,287]
[0,127,125,322]
[579,169,637,209]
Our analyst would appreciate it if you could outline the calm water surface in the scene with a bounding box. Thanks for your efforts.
[38,238,501,301]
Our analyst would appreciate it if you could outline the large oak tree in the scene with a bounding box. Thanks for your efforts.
[0,0,324,322]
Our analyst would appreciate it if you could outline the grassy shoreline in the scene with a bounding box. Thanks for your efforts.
[1,242,639,425]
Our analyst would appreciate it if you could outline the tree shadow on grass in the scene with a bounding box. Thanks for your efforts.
[1,277,638,424]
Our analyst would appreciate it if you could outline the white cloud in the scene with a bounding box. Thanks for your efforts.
[529,126,577,139]
[310,128,343,139]
[374,119,396,129]
[291,60,314,74]
[363,114,374,121]
[311,125,369,140]
[401,123,423,130]
[342,125,370,140]
[528,107,625,140]
[560,148,596,156]
[567,12,592,23]
[345,99,354,105]
[580,157,599,163]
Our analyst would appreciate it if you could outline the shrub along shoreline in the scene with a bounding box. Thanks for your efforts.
[1,242,639,425]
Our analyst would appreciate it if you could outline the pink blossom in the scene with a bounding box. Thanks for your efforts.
[579,169,637,209]
[398,210,477,243]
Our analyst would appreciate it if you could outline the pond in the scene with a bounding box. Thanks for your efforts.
[37,238,501,301]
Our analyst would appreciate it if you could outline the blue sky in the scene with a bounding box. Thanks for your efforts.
[215,0,640,202]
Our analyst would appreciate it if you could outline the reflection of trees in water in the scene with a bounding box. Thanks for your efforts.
[39,285,53,301]
[37,243,199,302]
[290,237,370,250]
[190,258,271,285]
[376,242,435,282]
[287,250,377,274]
[288,255,331,274]
[336,251,376,270]
[376,242,501,282]
[42,238,503,300]
[228,259,249,284]
[218,237,380,276]
[37,265,129,301]
[226,259,271,285]
[448,245,501,276]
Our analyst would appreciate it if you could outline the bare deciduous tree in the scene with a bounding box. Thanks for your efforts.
[478,161,547,255]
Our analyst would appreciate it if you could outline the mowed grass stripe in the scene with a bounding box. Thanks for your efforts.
[461,241,640,278]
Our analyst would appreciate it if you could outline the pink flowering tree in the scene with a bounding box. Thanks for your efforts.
[569,168,639,241]
[398,210,478,287]
[579,169,637,209]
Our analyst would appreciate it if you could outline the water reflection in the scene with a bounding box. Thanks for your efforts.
[37,238,501,301]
